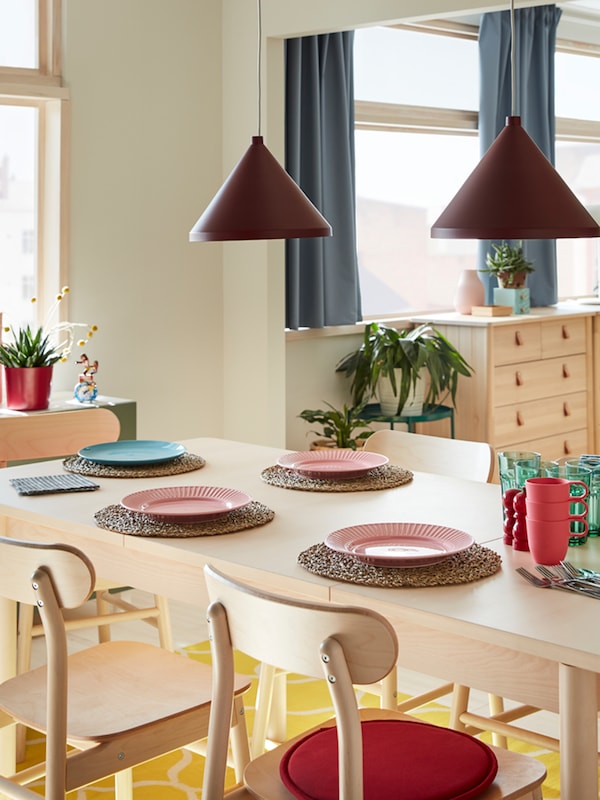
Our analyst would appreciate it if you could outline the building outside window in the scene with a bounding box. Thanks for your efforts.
[0,0,68,330]
[354,22,600,318]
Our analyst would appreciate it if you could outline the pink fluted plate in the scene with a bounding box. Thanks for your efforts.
[277,450,388,479]
[120,485,252,523]
[325,522,474,567]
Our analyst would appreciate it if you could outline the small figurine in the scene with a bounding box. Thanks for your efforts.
[74,353,99,403]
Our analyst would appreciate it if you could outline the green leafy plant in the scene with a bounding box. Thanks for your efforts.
[481,240,534,288]
[298,402,373,449]
[0,325,63,367]
[0,287,98,368]
[336,322,473,415]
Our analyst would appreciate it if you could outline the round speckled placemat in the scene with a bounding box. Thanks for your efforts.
[261,464,413,492]
[297,542,501,587]
[94,500,274,537]
[63,452,206,478]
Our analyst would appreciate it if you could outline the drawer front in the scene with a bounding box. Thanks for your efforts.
[493,323,541,365]
[493,392,588,446]
[541,317,587,358]
[493,354,588,406]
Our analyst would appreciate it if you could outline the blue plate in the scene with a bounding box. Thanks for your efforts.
[78,440,187,466]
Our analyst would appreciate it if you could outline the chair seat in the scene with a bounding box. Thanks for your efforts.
[280,718,497,800]
[244,709,546,800]
[0,641,251,742]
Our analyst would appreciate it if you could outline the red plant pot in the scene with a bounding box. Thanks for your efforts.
[4,366,53,411]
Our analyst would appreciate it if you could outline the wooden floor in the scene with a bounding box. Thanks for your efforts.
[30,588,578,742]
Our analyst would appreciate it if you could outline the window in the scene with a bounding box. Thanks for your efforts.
[354,22,600,318]
[0,0,68,331]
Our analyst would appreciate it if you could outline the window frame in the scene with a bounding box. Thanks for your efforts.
[0,0,69,324]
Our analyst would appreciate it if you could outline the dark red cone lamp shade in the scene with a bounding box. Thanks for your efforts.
[431,116,600,239]
[189,136,332,242]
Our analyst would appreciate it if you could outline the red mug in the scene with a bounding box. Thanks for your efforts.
[526,517,588,565]
[525,477,588,503]
[525,497,588,522]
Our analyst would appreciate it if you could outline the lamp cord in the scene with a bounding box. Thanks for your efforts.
[257,0,262,136]
[510,0,516,116]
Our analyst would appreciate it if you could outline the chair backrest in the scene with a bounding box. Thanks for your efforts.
[0,537,95,800]
[0,408,120,466]
[363,429,494,483]
[202,564,398,800]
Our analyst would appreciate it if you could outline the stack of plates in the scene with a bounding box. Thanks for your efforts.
[325,522,474,568]
[78,439,187,466]
[277,450,388,480]
[120,485,252,524]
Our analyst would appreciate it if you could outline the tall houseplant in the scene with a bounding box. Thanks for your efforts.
[336,322,473,416]
[0,288,98,410]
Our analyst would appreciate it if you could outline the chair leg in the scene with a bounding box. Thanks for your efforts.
[230,695,251,781]
[488,693,509,748]
[15,604,35,762]
[114,767,133,800]
[154,595,173,650]
[252,663,277,758]
[449,683,470,731]
[95,590,113,644]
[378,667,398,709]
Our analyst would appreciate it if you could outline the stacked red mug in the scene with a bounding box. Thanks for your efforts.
[524,477,589,565]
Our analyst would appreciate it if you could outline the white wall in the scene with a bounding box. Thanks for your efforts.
[61,0,225,441]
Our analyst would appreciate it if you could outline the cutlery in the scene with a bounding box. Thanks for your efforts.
[534,564,600,592]
[560,560,600,583]
[515,567,600,598]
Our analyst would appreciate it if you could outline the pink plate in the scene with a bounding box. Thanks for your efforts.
[325,522,474,568]
[120,486,252,523]
[277,450,388,479]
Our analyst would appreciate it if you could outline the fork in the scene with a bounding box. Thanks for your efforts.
[534,564,600,592]
[516,567,600,597]
[560,560,600,583]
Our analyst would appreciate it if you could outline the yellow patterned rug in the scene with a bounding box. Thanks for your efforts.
[18,641,573,798]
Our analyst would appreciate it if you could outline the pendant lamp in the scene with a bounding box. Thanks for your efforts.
[430,0,599,240]
[189,0,332,242]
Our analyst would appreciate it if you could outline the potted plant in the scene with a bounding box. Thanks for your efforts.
[336,322,473,417]
[298,402,374,450]
[0,287,97,410]
[481,241,534,289]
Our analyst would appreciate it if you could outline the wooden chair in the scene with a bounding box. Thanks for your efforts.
[362,428,515,742]
[201,564,546,800]
[0,537,251,800]
[0,409,173,761]
[250,430,495,756]
[363,428,495,483]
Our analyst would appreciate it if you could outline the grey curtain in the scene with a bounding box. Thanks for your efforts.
[285,31,362,329]
[478,5,562,306]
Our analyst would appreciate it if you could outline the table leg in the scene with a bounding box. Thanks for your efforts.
[558,662,598,799]
[0,596,16,775]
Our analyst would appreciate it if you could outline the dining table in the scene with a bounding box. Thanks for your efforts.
[0,435,599,799]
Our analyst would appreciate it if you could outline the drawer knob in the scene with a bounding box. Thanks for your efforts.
[562,325,570,340]
[515,331,523,346]
[564,441,572,455]
[563,402,571,417]
[562,364,570,378]
[515,371,523,386]
[516,411,524,426]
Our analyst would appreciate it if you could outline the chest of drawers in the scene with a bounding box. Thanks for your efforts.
[411,308,596,475]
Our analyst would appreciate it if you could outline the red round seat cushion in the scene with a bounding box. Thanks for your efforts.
[279,719,498,800]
